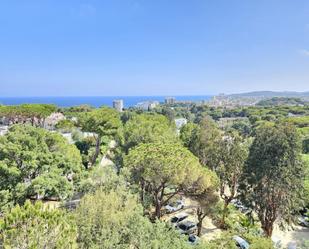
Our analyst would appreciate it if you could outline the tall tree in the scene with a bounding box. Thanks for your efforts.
[125,142,217,218]
[193,170,219,236]
[240,122,305,237]
[80,107,122,166]
[187,117,249,228]
[190,116,222,170]
[217,133,249,228]
[180,122,198,148]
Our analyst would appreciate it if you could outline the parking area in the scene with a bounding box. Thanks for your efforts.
[162,197,309,248]
[162,197,222,244]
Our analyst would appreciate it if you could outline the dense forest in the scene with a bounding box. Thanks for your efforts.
[0,103,308,249]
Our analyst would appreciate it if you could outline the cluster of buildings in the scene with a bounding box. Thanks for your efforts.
[208,94,258,108]
[135,101,160,111]
[165,97,176,105]
[112,97,179,112]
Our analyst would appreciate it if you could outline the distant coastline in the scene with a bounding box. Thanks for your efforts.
[0,96,213,108]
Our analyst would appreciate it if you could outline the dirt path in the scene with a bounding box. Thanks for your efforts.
[272,226,309,248]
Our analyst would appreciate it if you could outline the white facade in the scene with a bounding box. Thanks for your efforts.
[136,101,159,110]
[113,99,124,112]
[0,125,9,136]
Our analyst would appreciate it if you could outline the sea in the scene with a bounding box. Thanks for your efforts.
[0,96,212,108]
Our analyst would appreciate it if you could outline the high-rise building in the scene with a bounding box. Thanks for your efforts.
[165,97,176,105]
[113,99,124,112]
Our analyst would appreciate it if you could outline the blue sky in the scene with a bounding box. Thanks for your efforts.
[0,0,309,96]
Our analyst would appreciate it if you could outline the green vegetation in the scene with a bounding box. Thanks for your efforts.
[80,107,122,166]
[303,154,309,207]
[241,122,305,237]
[0,103,308,248]
[0,125,83,212]
[75,186,193,249]
[125,142,218,219]
[0,200,77,248]
[55,119,75,132]
[123,113,177,153]
[0,104,57,126]
[256,97,307,107]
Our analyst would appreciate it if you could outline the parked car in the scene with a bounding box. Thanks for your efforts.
[299,208,308,217]
[231,199,250,214]
[188,234,199,245]
[164,200,185,214]
[177,221,197,235]
[233,235,250,249]
[298,216,309,227]
[170,213,188,225]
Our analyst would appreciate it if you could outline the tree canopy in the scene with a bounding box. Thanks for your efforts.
[240,122,305,237]
[189,116,222,170]
[0,104,57,126]
[125,142,218,218]
[0,125,83,212]
[0,200,77,248]
[80,107,122,166]
[75,175,197,249]
[123,113,177,153]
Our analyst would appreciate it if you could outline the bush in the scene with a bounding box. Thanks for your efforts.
[74,187,193,249]
[0,200,77,248]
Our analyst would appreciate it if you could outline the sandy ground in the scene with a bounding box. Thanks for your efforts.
[272,225,309,248]
[200,216,222,241]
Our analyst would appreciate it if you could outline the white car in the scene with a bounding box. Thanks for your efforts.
[233,235,250,249]
[164,200,185,214]
[298,216,309,227]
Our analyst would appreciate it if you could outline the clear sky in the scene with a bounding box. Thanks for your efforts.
[1,0,309,96]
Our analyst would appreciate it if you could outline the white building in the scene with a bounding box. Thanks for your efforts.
[136,101,160,110]
[113,99,124,112]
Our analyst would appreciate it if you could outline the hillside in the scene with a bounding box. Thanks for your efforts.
[229,91,309,98]
[256,97,308,106]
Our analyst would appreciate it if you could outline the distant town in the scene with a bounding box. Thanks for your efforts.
[112,91,309,112]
